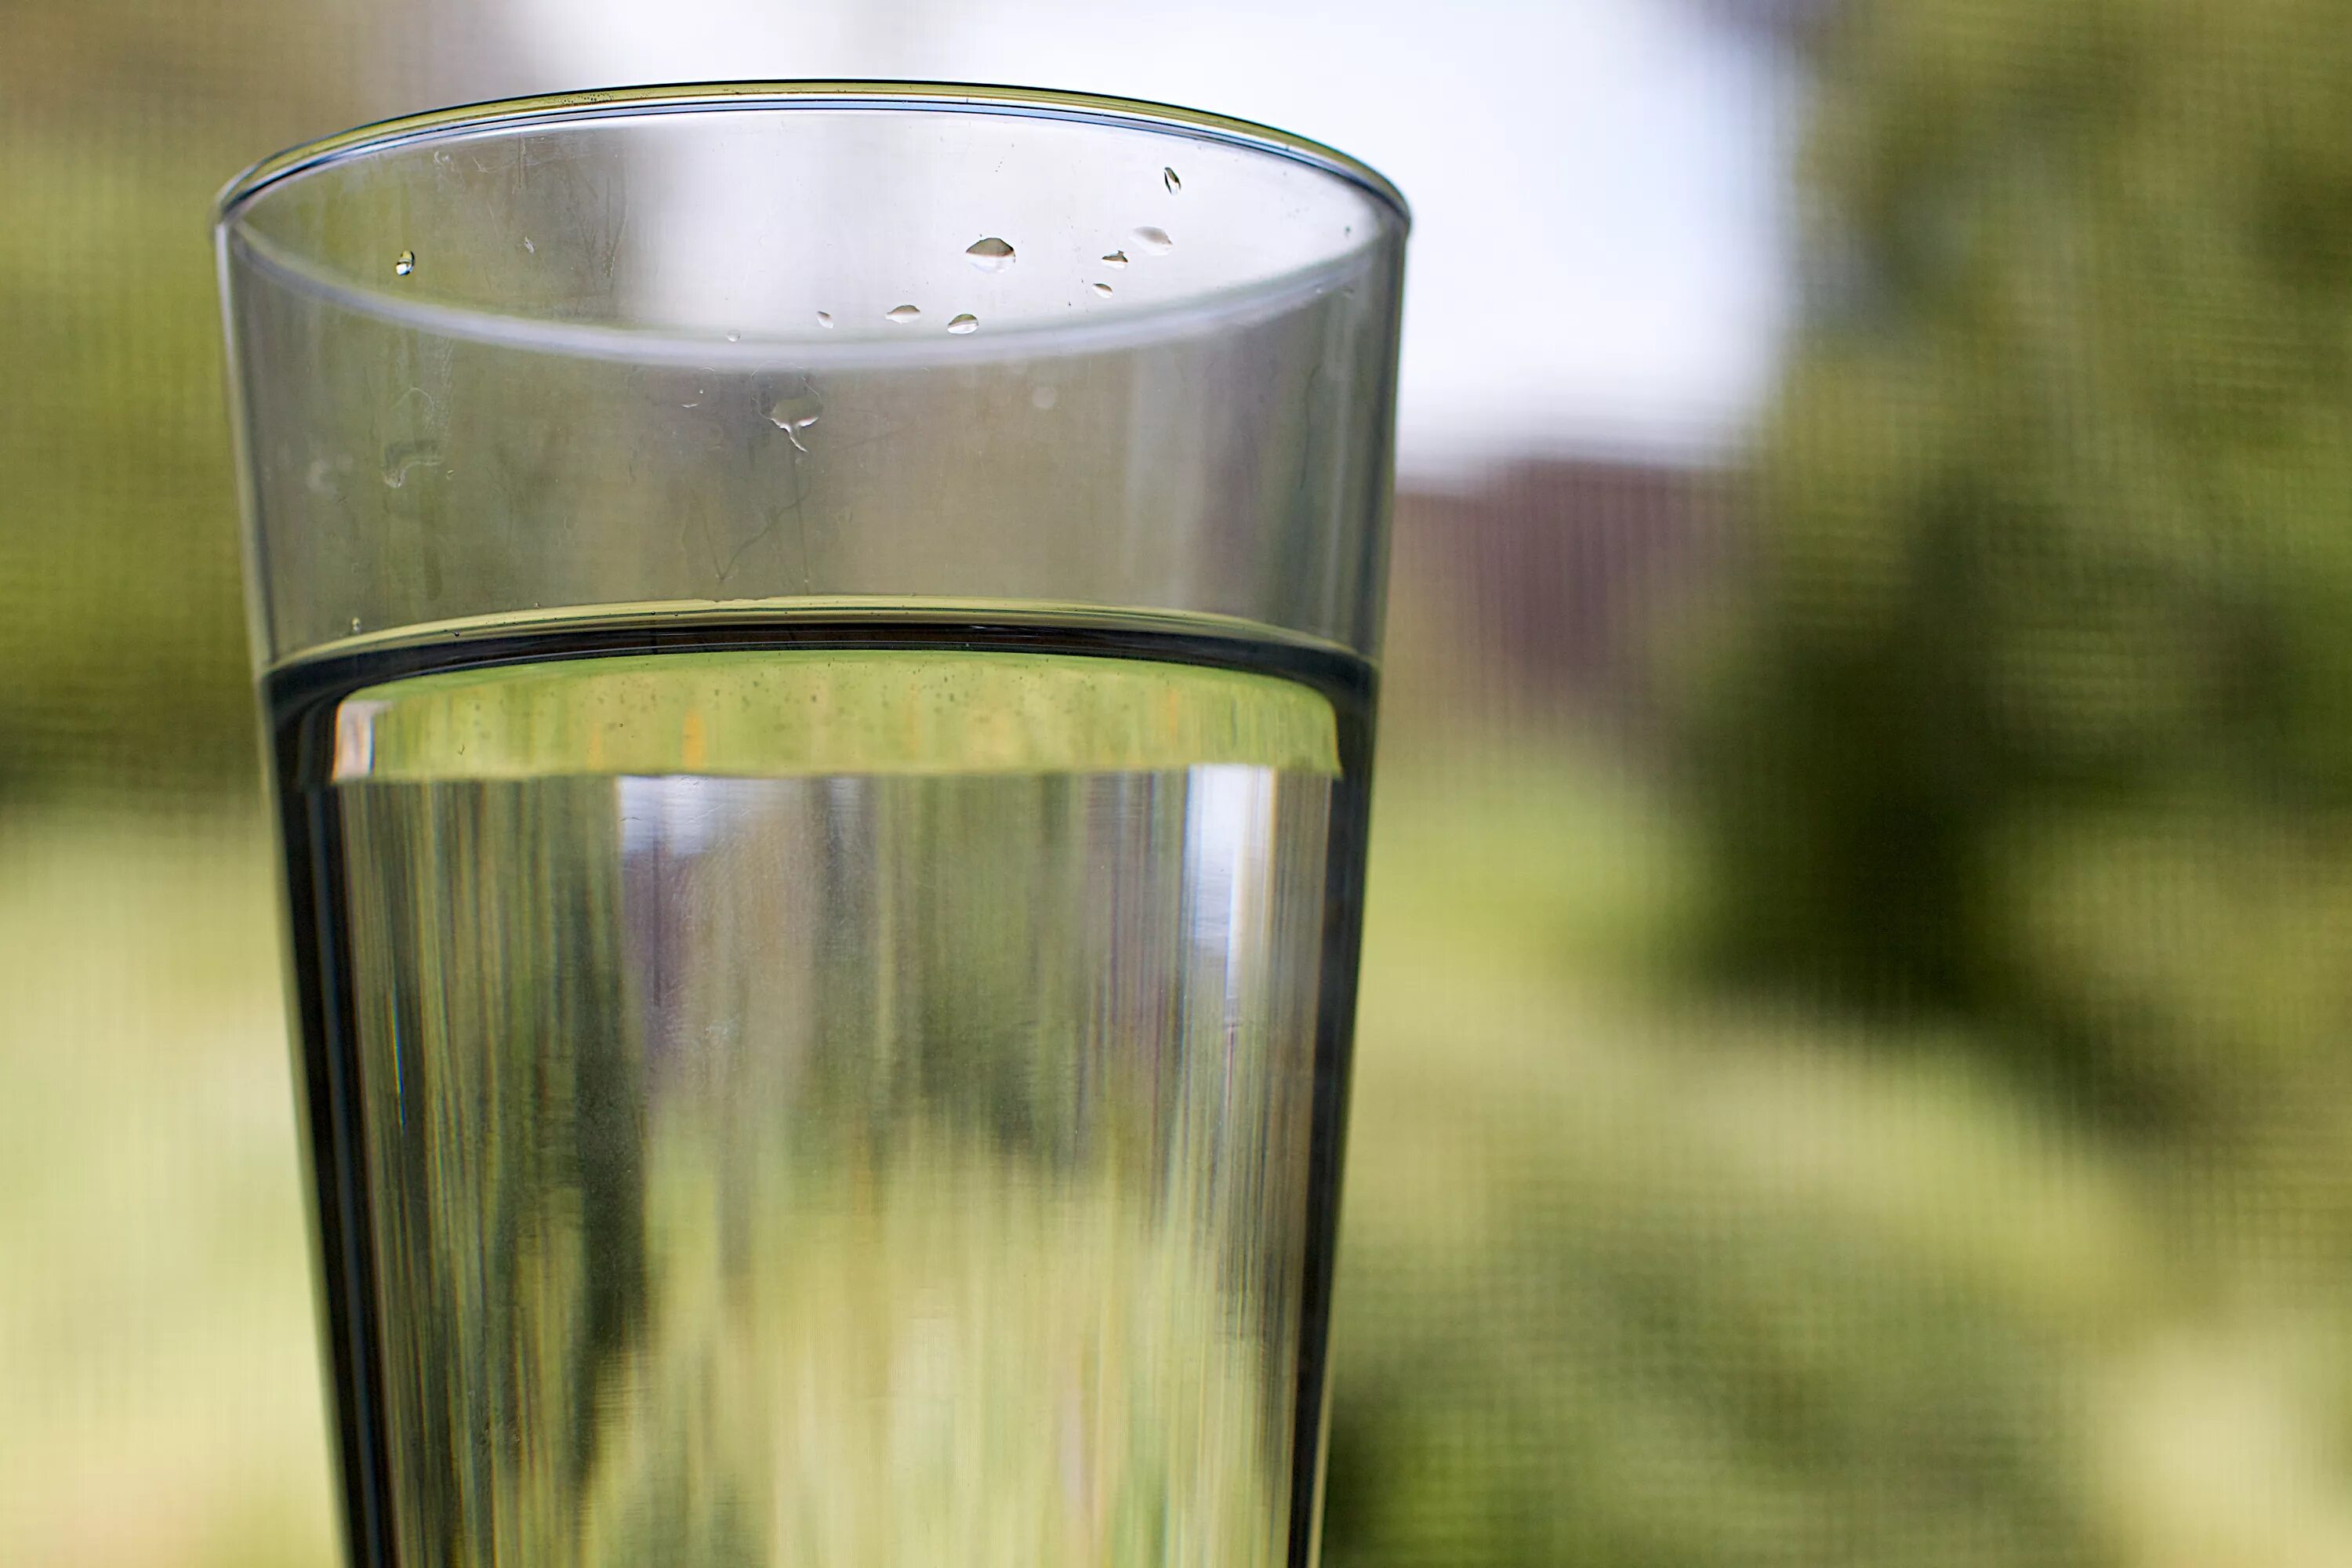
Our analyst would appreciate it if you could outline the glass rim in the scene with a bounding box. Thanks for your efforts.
[212,79,1412,232]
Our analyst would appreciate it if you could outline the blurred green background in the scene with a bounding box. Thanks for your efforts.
[14,0,2352,1564]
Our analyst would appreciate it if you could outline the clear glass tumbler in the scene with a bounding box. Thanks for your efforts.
[215,83,1406,1568]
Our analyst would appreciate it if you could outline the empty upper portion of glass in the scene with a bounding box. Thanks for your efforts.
[217,85,1408,670]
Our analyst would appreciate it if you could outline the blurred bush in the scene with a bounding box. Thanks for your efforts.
[0,0,495,799]
[1690,0,2352,1135]
[1329,2,2352,1564]
[1321,741,2154,1568]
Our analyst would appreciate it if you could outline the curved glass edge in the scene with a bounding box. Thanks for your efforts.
[265,598,1381,677]
[213,80,1412,233]
[220,218,1390,363]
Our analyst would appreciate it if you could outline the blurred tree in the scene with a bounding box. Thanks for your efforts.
[0,0,507,799]
[1688,0,2352,1132]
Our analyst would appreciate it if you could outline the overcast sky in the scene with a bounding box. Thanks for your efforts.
[499,0,1798,480]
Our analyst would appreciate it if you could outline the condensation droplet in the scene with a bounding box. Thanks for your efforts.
[1163,166,1181,194]
[1133,226,1173,254]
[946,314,979,335]
[965,236,1017,272]
[768,394,822,431]
[768,389,822,453]
[1030,383,1058,411]
[1100,249,1130,270]
[350,617,364,633]
[1091,281,1113,297]
[381,438,441,488]
[816,310,834,328]
[522,236,535,253]
[393,250,416,277]
[725,328,741,343]
[885,303,922,324]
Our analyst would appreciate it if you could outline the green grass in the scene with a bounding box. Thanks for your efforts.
[0,809,333,1568]
[14,748,2352,1566]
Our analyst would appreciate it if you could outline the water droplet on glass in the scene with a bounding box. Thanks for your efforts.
[965,236,1017,272]
[1030,383,1059,411]
[521,236,535,253]
[816,310,834,328]
[725,328,741,343]
[381,438,441,488]
[393,250,416,277]
[885,303,922,324]
[1134,226,1173,254]
[1100,249,1129,270]
[767,390,822,453]
[1163,166,1181,194]
[350,617,363,633]
[768,394,822,431]
[947,314,979,335]
[1091,281,1113,297]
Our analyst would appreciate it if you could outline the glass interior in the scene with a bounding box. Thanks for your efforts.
[216,85,1410,666]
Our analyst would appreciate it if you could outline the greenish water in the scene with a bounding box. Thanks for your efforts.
[271,628,1373,1568]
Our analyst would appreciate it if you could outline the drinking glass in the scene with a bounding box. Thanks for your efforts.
[216,83,1406,1568]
